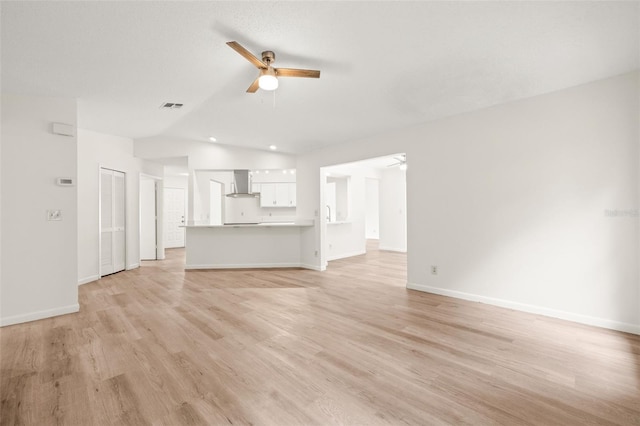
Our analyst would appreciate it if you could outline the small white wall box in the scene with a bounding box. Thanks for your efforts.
[47,210,62,221]
[52,122,75,137]
[56,177,75,186]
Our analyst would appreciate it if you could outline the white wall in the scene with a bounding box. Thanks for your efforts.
[77,129,162,285]
[134,137,296,170]
[365,178,380,239]
[164,174,188,191]
[1,94,79,326]
[379,167,407,252]
[297,72,640,334]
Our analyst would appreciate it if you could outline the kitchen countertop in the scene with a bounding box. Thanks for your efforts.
[183,220,314,228]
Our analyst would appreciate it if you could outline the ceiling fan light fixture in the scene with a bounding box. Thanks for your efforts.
[258,67,278,91]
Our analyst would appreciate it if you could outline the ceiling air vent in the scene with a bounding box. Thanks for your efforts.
[159,102,184,109]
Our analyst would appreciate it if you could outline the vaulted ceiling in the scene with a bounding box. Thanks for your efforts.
[2,1,638,153]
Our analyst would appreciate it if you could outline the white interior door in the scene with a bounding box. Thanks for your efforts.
[140,177,157,260]
[164,187,185,248]
[209,180,223,225]
[101,168,126,276]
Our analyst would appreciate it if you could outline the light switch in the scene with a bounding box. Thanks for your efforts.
[47,210,62,221]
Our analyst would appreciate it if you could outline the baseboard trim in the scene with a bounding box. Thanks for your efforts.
[378,245,407,253]
[186,262,304,270]
[126,263,140,270]
[327,250,366,261]
[407,282,640,335]
[300,263,324,271]
[78,275,99,286]
[1,303,80,327]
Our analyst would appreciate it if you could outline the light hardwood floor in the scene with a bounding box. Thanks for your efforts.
[1,243,639,425]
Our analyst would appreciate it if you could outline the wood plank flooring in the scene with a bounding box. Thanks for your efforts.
[2,243,640,425]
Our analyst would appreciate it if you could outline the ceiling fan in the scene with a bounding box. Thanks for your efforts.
[226,41,320,93]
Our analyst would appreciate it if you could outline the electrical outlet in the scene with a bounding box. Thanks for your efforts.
[431,265,438,275]
[47,210,62,221]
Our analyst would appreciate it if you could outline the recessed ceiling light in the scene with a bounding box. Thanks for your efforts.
[269,145,277,150]
[290,170,296,174]
[208,136,217,142]
[282,170,288,174]
[265,170,270,174]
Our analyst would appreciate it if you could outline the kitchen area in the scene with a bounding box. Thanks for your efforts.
[183,168,313,269]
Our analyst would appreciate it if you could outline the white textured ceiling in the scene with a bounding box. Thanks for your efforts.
[2,1,638,153]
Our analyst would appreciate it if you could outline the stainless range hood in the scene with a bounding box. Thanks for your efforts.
[226,170,258,198]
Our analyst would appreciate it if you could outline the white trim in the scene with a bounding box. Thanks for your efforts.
[127,263,140,270]
[186,262,304,270]
[1,304,80,327]
[300,263,325,271]
[78,275,99,286]
[407,282,640,336]
[378,245,407,253]
[327,250,366,261]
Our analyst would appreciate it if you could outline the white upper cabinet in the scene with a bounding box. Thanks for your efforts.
[259,183,296,208]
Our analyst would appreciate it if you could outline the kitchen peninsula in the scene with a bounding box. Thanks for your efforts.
[184,220,314,269]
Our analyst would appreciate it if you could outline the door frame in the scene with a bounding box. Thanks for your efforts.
[139,173,164,261]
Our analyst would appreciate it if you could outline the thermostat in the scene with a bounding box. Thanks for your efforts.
[56,177,75,186]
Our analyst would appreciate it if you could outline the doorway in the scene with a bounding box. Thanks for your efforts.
[164,187,185,248]
[321,154,407,269]
[100,168,126,276]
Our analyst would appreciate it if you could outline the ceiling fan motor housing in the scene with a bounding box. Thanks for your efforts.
[261,51,275,65]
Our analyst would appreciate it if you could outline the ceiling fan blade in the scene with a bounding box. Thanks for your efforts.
[275,68,321,78]
[226,41,267,69]
[246,77,260,93]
